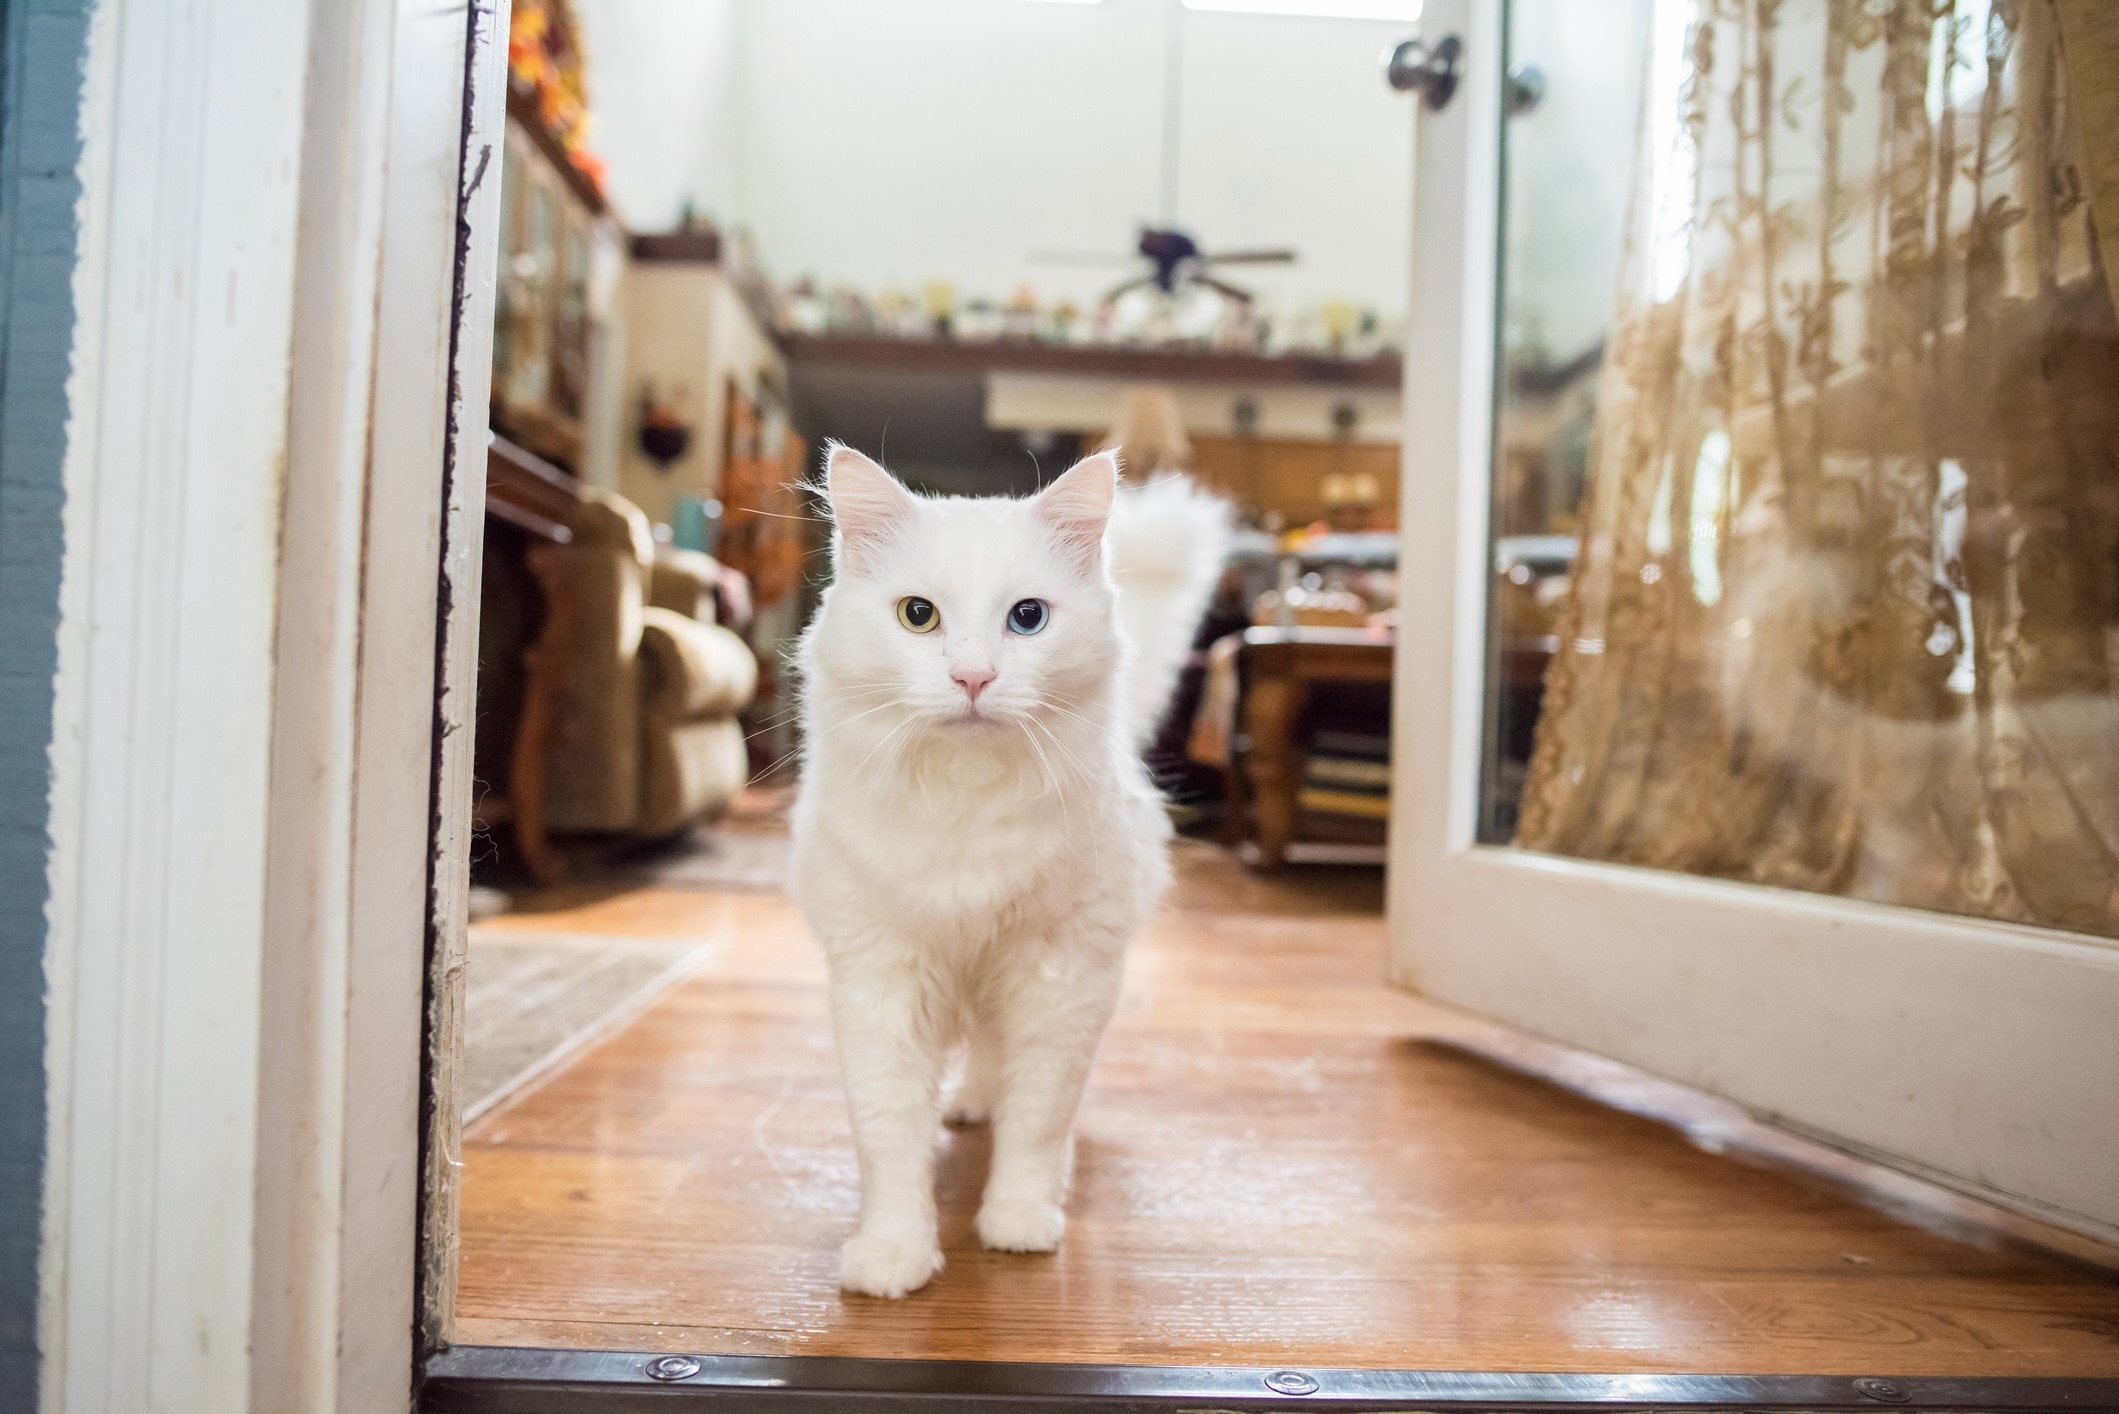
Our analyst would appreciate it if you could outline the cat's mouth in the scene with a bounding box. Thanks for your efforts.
[941,702,1005,729]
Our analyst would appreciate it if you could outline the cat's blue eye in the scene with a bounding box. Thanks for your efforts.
[1007,599,1049,635]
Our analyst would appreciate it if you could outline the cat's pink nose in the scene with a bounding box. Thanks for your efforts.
[951,666,996,704]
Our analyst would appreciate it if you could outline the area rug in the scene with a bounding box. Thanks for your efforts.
[609,822,792,895]
[461,931,702,1122]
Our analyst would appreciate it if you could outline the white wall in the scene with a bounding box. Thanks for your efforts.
[1169,7,1417,323]
[578,0,1418,320]
[729,0,1165,309]
[578,0,739,231]
[616,262,785,523]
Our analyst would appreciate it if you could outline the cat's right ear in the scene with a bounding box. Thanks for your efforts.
[824,443,916,571]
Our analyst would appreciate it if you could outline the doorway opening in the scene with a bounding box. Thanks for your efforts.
[426,0,2119,1404]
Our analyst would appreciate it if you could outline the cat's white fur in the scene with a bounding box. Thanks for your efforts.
[790,445,1228,1298]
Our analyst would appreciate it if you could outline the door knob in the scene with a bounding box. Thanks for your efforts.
[1506,65,1544,116]
[1385,34,1460,110]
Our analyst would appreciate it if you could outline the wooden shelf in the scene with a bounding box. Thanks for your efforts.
[629,230,722,263]
[504,88,606,217]
[780,331,1400,389]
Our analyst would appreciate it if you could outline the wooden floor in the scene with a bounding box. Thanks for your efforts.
[457,844,2119,1374]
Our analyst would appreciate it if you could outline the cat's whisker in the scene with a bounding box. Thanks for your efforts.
[1036,696,1135,755]
[1036,694,1123,735]
[724,505,824,524]
[750,692,916,783]
[745,706,811,736]
[810,690,911,732]
[798,682,902,709]
[1011,717,1064,804]
[850,711,922,787]
[1030,722,1103,831]
[750,681,900,737]
[876,714,927,794]
[1012,718,1077,840]
[745,752,805,786]
[1022,713,1091,788]
[777,702,899,754]
[885,719,933,792]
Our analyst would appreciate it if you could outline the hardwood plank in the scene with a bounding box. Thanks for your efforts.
[457,847,2119,1373]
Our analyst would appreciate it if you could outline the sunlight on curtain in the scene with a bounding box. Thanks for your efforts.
[1513,0,2119,939]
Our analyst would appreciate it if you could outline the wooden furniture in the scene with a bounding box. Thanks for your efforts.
[475,435,586,885]
[712,379,813,771]
[491,91,621,471]
[1189,433,1399,528]
[533,489,757,849]
[475,441,761,886]
[1229,626,1395,868]
[714,378,809,614]
[484,427,582,542]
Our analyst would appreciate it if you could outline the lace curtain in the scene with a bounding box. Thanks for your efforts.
[1516,0,2119,938]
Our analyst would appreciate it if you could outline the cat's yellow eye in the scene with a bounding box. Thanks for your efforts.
[896,596,940,634]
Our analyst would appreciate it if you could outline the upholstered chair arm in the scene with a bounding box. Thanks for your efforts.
[648,546,722,623]
[635,608,759,837]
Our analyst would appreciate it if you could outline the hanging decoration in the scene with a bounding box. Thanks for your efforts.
[508,0,608,196]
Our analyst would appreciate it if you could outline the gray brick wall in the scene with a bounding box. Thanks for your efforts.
[0,0,91,1404]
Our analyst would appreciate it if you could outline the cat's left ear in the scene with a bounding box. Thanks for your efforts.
[1033,450,1118,568]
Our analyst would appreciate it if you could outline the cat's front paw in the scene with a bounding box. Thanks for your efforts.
[976,1197,1066,1252]
[839,1232,943,1298]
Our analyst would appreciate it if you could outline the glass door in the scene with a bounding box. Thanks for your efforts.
[1390,0,2119,1243]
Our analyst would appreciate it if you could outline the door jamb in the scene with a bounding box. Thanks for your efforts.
[38,0,504,1409]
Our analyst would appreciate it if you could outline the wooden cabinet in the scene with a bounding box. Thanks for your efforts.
[491,94,621,471]
[1188,434,1399,530]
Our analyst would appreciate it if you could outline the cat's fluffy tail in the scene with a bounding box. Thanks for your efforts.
[1105,473,1232,746]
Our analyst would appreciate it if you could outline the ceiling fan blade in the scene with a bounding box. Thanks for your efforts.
[1191,272,1257,304]
[1099,273,1156,305]
[1201,248,1298,266]
[1029,250,1141,266]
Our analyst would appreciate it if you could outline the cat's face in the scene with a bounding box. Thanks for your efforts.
[804,446,1122,735]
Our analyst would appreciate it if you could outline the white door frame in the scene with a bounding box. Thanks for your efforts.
[1388,0,2119,1246]
[39,0,504,1408]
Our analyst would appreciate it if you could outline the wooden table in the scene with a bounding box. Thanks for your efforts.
[1231,626,1394,868]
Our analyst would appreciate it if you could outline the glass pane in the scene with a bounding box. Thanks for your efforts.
[1481,0,1654,839]
[1484,0,2119,940]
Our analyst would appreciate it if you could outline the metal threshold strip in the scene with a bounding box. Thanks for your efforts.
[421,1346,2119,1411]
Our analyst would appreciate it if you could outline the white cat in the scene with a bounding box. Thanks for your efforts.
[790,444,1228,1298]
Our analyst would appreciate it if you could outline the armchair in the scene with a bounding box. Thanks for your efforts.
[538,489,757,850]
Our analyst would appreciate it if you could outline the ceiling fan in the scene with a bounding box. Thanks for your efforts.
[1033,226,1297,305]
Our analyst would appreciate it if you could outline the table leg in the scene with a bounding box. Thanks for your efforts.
[515,543,578,886]
[1219,745,1250,848]
[1243,674,1305,870]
